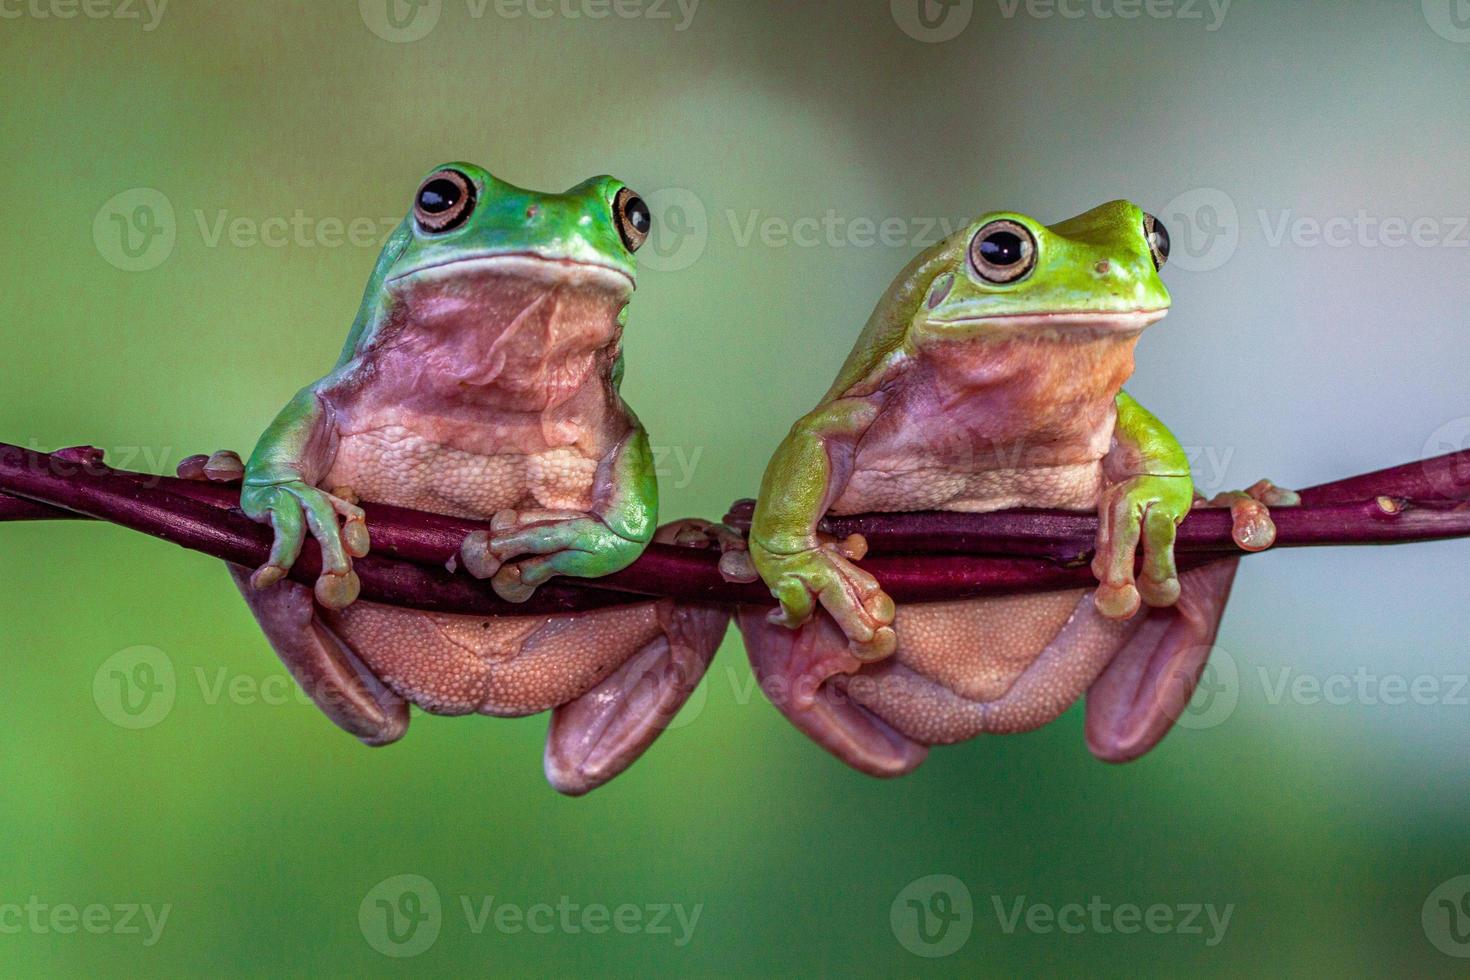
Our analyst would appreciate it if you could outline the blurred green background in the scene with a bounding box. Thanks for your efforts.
[3,0,1470,974]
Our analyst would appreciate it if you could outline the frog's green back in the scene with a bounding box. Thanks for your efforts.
[819,235,960,403]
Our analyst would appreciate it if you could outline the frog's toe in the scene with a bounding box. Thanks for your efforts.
[176,450,244,482]
[1094,581,1140,619]
[314,570,361,610]
[490,563,537,603]
[459,530,503,580]
[1204,478,1300,552]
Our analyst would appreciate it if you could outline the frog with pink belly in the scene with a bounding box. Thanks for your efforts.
[741,202,1295,776]
[213,163,728,795]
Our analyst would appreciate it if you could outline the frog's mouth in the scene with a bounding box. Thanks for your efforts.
[382,254,633,406]
[387,252,635,294]
[926,308,1169,339]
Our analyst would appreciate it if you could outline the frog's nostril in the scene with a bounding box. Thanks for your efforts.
[1094,260,1111,275]
[525,205,539,220]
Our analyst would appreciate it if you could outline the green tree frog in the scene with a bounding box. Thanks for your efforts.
[739,201,1294,776]
[209,163,728,794]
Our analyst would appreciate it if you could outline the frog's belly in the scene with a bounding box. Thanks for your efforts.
[322,599,669,717]
[321,423,618,717]
[327,424,597,519]
[833,461,1104,515]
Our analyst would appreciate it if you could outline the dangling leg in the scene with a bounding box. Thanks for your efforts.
[545,600,730,796]
[228,566,409,746]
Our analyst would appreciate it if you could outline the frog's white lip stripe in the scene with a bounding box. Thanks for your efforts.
[929,308,1169,331]
[388,253,635,290]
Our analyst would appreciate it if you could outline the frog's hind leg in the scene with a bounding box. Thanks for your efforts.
[1084,559,1239,762]
[227,566,409,746]
[736,609,929,778]
[544,601,730,796]
[739,562,1241,775]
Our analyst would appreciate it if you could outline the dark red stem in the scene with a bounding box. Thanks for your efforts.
[2,442,1467,616]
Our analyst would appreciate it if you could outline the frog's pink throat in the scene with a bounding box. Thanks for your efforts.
[370,254,631,408]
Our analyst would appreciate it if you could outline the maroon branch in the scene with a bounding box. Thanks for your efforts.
[1,440,1468,616]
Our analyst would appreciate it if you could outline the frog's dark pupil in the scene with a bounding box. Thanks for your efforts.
[979,231,1024,266]
[418,179,460,214]
[1149,218,1171,261]
[626,196,650,234]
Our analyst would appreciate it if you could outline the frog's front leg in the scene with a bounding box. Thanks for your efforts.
[460,420,657,602]
[1092,390,1195,620]
[747,397,897,661]
[239,384,369,609]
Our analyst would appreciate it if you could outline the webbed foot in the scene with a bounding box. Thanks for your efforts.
[460,509,644,603]
[239,479,370,609]
[1198,478,1301,551]
[751,534,896,662]
[1092,473,1194,620]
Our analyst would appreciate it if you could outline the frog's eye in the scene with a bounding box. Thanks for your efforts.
[1143,213,1170,270]
[969,220,1037,284]
[414,169,475,233]
[613,187,651,252]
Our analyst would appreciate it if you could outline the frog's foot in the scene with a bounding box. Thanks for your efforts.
[226,564,407,745]
[240,479,370,610]
[545,593,731,796]
[735,607,925,777]
[754,536,897,662]
[1198,479,1301,552]
[461,509,642,603]
[1092,473,1194,620]
[175,450,245,483]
